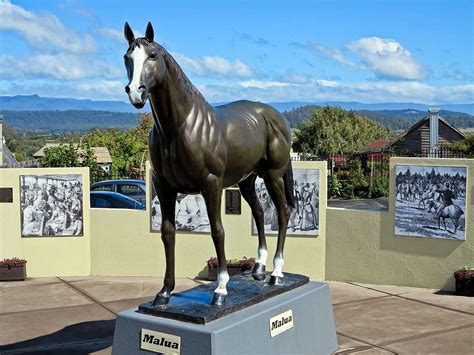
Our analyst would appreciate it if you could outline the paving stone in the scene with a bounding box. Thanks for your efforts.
[63,275,162,283]
[335,334,373,353]
[353,282,424,295]
[0,304,115,350]
[385,325,474,354]
[103,296,152,314]
[68,277,199,303]
[350,348,395,354]
[401,290,474,314]
[91,346,112,354]
[0,277,59,288]
[0,282,92,314]
[333,296,474,345]
[328,281,388,305]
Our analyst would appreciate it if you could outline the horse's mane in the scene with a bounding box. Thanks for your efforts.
[129,38,206,103]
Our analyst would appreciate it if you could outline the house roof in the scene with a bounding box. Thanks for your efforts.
[365,140,391,151]
[390,116,466,147]
[33,143,112,164]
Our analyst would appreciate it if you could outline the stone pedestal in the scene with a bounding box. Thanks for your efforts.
[112,279,337,354]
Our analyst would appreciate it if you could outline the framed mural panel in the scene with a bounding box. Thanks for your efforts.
[20,174,84,237]
[151,190,210,233]
[394,165,467,240]
[253,169,320,236]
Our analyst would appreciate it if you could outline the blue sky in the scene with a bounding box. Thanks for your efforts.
[0,0,472,104]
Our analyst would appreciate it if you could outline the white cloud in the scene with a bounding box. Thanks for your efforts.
[200,80,474,105]
[76,80,126,99]
[347,37,426,80]
[311,43,357,67]
[239,80,290,89]
[0,0,97,53]
[172,52,254,78]
[0,54,121,80]
[97,28,124,43]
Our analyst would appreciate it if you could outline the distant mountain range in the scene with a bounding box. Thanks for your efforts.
[1,95,473,132]
[1,95,473,115]
[0,95,147,113]
[268,101,474,115]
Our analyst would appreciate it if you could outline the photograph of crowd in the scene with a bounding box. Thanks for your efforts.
[253,169,320,236]
[20,174,84,237]
[395,165,467,240]
[151,191,210,233]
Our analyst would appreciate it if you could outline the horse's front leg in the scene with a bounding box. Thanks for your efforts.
[202,175,228,306]
[152,176,177,306]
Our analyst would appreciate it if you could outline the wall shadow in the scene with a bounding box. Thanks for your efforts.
[0,319,115,354]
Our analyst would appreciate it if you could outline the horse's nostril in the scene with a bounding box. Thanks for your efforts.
[125,86,130,93]
[138,85,146,92]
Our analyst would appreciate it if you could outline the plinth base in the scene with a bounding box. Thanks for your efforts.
[112,281,337,354]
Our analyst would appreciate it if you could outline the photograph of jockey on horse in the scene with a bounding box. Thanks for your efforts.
[395,165,466,240]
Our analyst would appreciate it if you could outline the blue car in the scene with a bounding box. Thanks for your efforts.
[90,191,146,210]
[90,180,146,205]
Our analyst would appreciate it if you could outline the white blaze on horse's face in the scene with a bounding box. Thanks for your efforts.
[127,45,148,105]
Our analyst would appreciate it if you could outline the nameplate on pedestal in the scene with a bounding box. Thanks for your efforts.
[140,328,181,354]
[269,309,294,337]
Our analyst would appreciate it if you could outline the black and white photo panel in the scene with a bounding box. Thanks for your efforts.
[20,174,84,237]
[253,169,320,236]
[151,191,210,233]
[395,165,467,240]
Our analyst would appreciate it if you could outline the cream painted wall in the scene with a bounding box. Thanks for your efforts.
[91,160,327,280]
[0,167,91,277]
[326,157,473,291]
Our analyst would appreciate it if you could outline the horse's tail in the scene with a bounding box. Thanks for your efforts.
[283,158,296,209]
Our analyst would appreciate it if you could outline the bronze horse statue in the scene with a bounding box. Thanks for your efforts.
[123,22,295,306]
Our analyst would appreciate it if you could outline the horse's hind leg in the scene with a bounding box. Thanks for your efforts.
[152,176,177,306]
[239,174,267,281]
[264,176,290,286]
[202,175,228,306]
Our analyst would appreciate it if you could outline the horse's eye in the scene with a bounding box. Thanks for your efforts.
[149,53,156,59]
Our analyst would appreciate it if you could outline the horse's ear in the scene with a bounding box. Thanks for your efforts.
[124,22,135,44]
[145,22,154,43]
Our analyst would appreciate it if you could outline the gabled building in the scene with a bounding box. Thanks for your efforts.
[33,143,113,176]
[390,109,465,154]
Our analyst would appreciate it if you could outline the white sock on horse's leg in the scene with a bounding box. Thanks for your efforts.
[256,247,268,265]
[214,271,229,295]
[271,255,284,277]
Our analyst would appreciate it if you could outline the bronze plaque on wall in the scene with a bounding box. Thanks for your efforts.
[0,188,13,203]
[225,189,241,215]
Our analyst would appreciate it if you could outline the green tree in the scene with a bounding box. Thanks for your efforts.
[292,106,389,156]
[444,135,474,158]
[41,142,103,181]
[81,113,152,177]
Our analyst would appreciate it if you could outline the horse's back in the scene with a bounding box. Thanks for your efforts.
[215,100,289,133]
[214,100,292,183]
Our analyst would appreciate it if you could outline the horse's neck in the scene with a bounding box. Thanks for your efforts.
[149,55,212,141]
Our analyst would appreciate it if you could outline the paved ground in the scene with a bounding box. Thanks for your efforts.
[0,276,472,354]
[328,197,389,211]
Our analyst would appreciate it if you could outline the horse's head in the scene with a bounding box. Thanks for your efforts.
[123,22,165,109]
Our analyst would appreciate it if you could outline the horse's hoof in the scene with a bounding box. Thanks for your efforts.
[252,262,266,281]
[211,293,226,306]
[151,293,170,306]
[269,275,283,286]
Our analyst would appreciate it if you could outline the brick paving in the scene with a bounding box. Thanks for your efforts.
[0,277,472,354]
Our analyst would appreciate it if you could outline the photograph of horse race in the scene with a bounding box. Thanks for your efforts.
[253,169,319,236]
[395,165,467,240]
